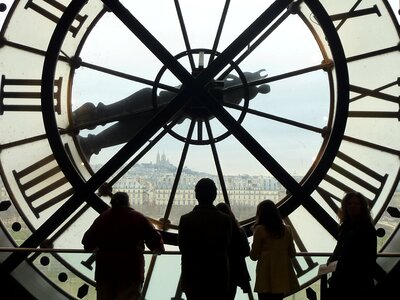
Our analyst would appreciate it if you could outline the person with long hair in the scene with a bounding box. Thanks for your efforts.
[250,200,299,300]
[327,191,377,300]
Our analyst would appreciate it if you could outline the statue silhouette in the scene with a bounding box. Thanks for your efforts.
[73,70,270,160]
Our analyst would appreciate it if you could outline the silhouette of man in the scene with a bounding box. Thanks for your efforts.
[82,192,164,300]
[178,178,232,300]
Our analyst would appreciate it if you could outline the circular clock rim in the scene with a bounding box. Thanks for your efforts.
[40,0,349,235]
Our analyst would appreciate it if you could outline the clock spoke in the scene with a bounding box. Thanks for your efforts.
[78,60,179,93]
[101,0,194,84]
[207,0,231,66]
[162,119,196,228]
[173,0,196,71]
[217,4,292,80]
[204,120,230,206]
[222,60,333,91]
[106,118,183,190]
[197,120,204,141]
[224,102,324,134]
[212,102,290,181]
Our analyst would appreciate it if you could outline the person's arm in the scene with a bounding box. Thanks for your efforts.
[143,218,165,254]
[286,225,296,258]
[327,237,342,265]
[362,223,378,269]
[250,225,263,261]
[177,216,187,253]
[81,223,98,252]
[239,227,250,257]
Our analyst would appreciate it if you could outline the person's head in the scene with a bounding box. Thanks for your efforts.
[216,202,240,227]
[339,191,372,223]
[110,192,130,208]
[195,178,217,205]
[216,202,231,215]
[255,199,284,236]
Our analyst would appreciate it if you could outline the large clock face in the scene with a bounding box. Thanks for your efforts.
[0,0,399,299]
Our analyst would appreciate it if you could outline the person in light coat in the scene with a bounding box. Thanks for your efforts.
[250,200,299,300]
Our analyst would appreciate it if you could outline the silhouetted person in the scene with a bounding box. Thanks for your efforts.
[216,202,252,300]
[178,178,232,300]
[82,192,164,300]
[327,191,377,300]
[250,200,299,300]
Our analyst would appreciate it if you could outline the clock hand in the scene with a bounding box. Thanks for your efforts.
[73,70,270,160]
[72,87,177,129]
[221,70,270,104]
[73,69,269,128]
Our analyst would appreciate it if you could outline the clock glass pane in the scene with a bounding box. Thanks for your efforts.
[0,1,399,299]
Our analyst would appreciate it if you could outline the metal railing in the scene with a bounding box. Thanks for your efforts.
[1,248,399,300]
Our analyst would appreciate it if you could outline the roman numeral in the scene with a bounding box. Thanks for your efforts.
[13,154,74,218]
[350,82,399,104]
[330,1,381,31]
[331,5,381,21]
[316,151,388,212]
[24,0,87,37]
[0,75,62,115]
[81,253,96,271]
[349,82,400,120]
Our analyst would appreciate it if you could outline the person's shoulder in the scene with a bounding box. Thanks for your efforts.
[364,220,377,234]
[253,224,266,234]
[207,206,231,221]
[219,210,232,222]
[96,208,112,219]
[122,207,147,219]
[178,210,195,228]
[283,224,292,231]
[283,224,294,235]
[180,209,194,219]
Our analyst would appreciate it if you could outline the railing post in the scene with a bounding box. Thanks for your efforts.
[320,274,328,300]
